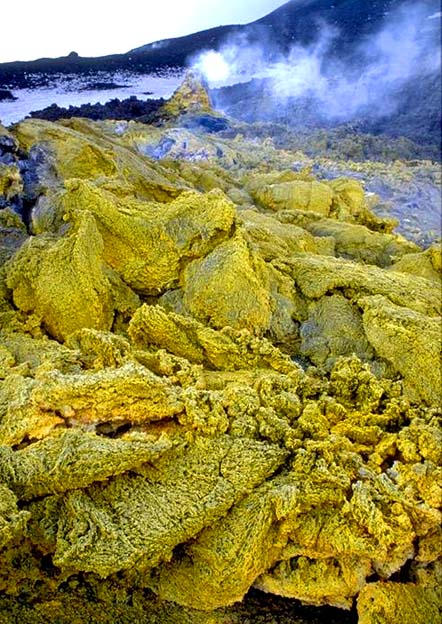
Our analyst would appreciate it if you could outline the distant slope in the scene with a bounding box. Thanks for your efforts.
[0,0,415,89]
[130,0,403,58]
[254,0,400,48]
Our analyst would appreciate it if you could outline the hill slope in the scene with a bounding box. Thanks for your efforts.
[0,0,431,88]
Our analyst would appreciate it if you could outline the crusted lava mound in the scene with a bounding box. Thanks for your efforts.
[0,78,441,624]
[28,73,231,133]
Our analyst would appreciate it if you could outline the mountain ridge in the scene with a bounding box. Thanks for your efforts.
[0,0,426,88]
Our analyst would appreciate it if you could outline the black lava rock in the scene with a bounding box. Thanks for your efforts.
[0,89,17,102]
[29,96,165,122]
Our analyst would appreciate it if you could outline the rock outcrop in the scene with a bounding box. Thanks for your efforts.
[0,107,440,624]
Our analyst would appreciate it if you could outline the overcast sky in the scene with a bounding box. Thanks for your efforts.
[0,0,287,63]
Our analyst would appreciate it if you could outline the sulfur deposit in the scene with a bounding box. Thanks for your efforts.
[0,80,441,624]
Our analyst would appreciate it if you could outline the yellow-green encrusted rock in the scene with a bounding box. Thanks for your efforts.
[390,243,442,282]
[289,253,441,316]
[182,233,272,333]
[48,436,285,577]
[304,217,419,267]
[128,303,296,373]
[0,163,22,198]
[5,211,117,341]
[0,108,440,624]
[160,72,213,118]
[300,293,374,368]
[61,180,236,294]
[251,179,334,215]
[360,295,442,405]
[28,361,185,425]
[14,117,186,203]
[357,576,442,624]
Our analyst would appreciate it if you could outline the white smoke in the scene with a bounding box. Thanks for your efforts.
[193,33,269,85]
[195,50,231,82]
[191,1,441,122]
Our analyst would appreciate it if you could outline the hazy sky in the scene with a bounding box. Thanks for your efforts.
[0,0,287,63]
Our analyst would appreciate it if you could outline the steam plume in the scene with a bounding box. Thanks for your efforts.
[191,0,441,123]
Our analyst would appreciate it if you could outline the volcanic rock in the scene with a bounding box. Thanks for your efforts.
[0,89,16,102]
[0,104,440,624]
